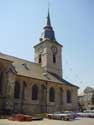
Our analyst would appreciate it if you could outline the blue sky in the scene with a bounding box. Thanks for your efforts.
[0,0,94,92]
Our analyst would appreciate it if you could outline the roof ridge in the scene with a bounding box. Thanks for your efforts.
[0,52,41,66]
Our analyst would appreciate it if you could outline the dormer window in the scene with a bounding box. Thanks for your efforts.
[39,54,42,63]
[22,63,29,70]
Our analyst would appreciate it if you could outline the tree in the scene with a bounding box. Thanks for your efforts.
[91,92,94,105]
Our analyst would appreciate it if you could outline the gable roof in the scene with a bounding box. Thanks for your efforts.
[84,86,94,93]
[48,72,79,88]
[0,52,78,88]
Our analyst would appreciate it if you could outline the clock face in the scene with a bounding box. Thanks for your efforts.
[51,46,57,54]
[38,45,44,54]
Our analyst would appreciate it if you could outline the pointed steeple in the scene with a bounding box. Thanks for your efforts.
[40,9,56,42]
[44,8,52,29]
[46,9,51,26]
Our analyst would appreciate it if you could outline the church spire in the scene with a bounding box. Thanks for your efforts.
[44,8,52,29]
[46,8,51,26]
[40,9,56,42]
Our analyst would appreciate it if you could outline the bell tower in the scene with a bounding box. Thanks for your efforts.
[34,10,63,77]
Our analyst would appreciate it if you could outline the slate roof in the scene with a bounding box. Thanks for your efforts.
[40,9,56,42]
[0,52,78,88]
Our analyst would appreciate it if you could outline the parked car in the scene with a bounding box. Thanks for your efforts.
[77,111,94,118]
[63,111,78,119]
[83,110,92,113]
[47,111,75,121]
[91,110,94,113]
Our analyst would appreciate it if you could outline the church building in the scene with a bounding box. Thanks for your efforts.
[0,11,78,114]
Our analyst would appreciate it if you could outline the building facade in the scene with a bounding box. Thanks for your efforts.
[0,11,78,115]
[79,87,94,111]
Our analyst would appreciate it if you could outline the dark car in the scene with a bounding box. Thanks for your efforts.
[63,111,78,119]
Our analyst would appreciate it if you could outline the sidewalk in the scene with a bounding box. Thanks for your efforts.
[0,118,94,125]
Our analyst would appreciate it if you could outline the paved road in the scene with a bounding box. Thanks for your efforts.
[0,118,94,125]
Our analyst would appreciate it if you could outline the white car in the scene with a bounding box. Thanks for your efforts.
[47,112,73,121]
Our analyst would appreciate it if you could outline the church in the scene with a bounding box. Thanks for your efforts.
[0,11,78,115]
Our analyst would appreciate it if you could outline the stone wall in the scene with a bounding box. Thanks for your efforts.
[12,76,78,114]
[0,58,78,114]
[34,40,62,77]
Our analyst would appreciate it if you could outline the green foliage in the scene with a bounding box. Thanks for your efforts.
[91,93,94,105]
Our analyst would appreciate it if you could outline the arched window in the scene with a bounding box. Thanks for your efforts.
[32,84,38,100]
[49,87,55,102]
[0,71,3,95]
[22,81,26,99]
[14,81,20,98]
[67,90,71,103]
[39,54,42,63]
[53,54,56,64]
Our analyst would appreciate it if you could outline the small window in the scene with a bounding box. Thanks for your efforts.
[53,54,56,63]
[14,81,20,98]
[67,90,71,103]
[39,54,42,63]
[32,84,38,100]
[22,63,29,70]
[49,87,55,102]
